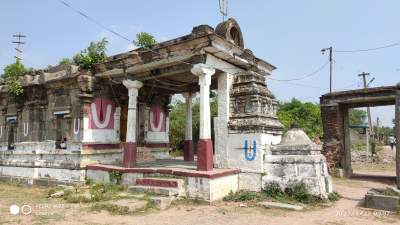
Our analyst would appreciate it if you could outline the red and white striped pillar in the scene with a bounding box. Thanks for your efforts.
[191,64,215,171]
[122,79,143,168]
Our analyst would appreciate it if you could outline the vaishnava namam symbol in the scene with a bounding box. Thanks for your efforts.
[244,139,256,161]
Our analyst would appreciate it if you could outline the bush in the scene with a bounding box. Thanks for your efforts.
[109,171,123,184]
[58,58,72,65]
[263,183,285,199]
[73,38,108,70]
[135,32,157,49]
[327,191,341,201]
[284,182,319,204]
[2,61,27,103]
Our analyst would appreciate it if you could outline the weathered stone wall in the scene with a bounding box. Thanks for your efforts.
[321,104,344,171]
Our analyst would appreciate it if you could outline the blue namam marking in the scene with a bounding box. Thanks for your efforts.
[244,140,256,161]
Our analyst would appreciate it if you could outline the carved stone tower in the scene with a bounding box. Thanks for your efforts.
[226,70,284,191]
[228,70,284,134]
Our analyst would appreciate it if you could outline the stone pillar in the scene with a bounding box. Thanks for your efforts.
[395,91,400,189]
[191,64,215,171]
[214,71,230,168]
[122,79,143,168]
[182,92,194,161]
[342,107,352,177]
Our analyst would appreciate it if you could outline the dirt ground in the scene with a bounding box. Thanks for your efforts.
[1,152,399,225]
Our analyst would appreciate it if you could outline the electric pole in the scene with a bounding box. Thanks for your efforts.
[359,72,376,161]
[359,72,374,136]
[12,32,26,62]
[321,47,333,94]
[218,0,228,22]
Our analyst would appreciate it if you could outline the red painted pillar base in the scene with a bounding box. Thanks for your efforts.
[183,140,194,161]
[123,142,137,168]
[197,139,213,171]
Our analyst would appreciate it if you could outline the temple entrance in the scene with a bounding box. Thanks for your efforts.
[320,86,400,188]
[347,106,396,182]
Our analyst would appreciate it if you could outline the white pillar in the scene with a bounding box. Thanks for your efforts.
[182,92,194,161]
[191,64,215,139]
[183,92,193,141]
[191,64,215,171]
[122,80,143,142]
[122,79,143,168]
[214,71,231,168]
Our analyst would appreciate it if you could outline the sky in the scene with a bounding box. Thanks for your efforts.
[0,0,398,126]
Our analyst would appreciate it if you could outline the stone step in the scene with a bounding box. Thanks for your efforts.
[128,185,180,196]
[135,178,182,188]
[143,173,183,179]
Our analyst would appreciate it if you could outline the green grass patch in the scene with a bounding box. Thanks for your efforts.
[90,199,157,215]
[63,183,125,203]
[223,191,261,202]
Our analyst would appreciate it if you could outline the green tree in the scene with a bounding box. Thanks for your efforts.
[2,60,27,79]
[277,98,322,139]
[134,32,157,49]
[2,61,27,103]
[73,38,108,70]
[169,94,217,152]
[349,109,367,125]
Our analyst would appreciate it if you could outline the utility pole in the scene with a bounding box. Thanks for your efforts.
[359,72,375,159]
[12,32,26,62]
[321,47,333,94]
[376,117,380,142]
[218,0,228,22]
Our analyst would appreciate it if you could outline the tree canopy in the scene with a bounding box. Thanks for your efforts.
[2,60,27,79]
[73,38,108,70]
[169,94,217,151]
[134,32,157,49]
[2,60,27,103]
[349,109,367,126]
[277,98,322,139]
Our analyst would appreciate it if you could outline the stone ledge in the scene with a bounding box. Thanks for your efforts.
[87,164,240,179]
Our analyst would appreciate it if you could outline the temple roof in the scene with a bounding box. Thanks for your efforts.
[1,19,277,95]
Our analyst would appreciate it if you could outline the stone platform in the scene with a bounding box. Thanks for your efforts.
[86,161,240,202]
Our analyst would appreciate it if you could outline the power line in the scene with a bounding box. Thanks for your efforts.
[58,0,236,72]
[267,78,325,90]
[267,61,328,82]
[334,41,400,53]
[59,0,131,43]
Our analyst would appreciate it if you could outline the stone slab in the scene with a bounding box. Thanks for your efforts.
[258,201,304,211]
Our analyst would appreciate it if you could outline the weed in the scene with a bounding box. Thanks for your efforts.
[63,183,125,203]
[91,203,130,215]
[284,182,319,204]
[108,171,123,184]
[85,177,94,185]
[263,183,285,199]
[381,188,400,197]
[327,191,341,201]
[223,191,260,202]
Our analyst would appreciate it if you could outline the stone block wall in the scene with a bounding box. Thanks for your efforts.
[321,104,344,171]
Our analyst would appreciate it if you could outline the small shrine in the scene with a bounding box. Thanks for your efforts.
[264,126,333,198]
